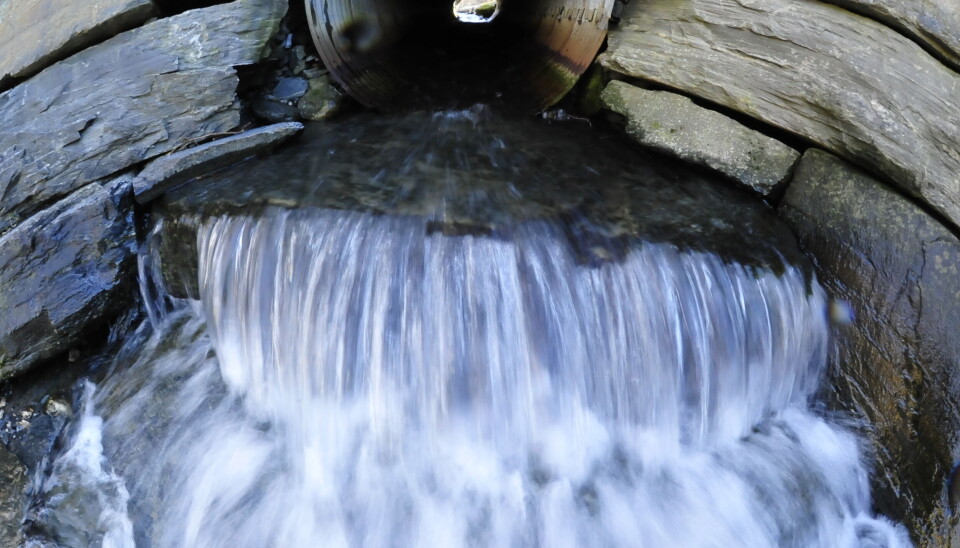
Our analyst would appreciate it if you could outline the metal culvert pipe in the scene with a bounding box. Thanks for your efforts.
[304,0,615,111]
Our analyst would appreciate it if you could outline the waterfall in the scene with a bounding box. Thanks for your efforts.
[20,108,911,547]
[198,209,823,447]
[25,205,910,547]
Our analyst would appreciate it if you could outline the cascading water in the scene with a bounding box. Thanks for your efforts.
[21,110,911,547]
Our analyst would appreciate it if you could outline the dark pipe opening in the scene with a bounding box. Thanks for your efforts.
[305,0,613,112]
[453,0,501,23]
[153,0,229,16]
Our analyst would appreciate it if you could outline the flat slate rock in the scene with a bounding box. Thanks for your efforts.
[134,121,304,204]
[600,0,960,232]
[0,0,285,235]
[601,81,799,196]
[780,149,960,545]
[823,0,960,71]
[0,177,136,380]
[0,0,157,89]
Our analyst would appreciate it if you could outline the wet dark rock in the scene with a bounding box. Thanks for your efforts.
[822,0,960,71]
[134,122,305,204]
[780,149,960,546]
[600,0,960,232]
[251,96,301,123]
[6,414,68,477]
[0,444,27,544]
[0,178,136,380]
[0,0,157,89]
[600,81,799,197]
[0,0,285,234]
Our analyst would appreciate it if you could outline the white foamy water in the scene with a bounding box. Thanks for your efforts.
[26,207,911,547]
[23,384,135,548]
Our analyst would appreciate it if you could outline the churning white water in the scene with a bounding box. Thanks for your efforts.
[26,203,911,547]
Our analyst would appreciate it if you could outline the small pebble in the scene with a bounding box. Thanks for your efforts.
[44,398,72,418]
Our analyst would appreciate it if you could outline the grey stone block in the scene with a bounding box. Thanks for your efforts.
[601,81,799,196]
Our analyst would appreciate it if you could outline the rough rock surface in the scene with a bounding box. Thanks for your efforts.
[780,149,960,545]
[0,444,26,544]
[134,121,304,203]
[601,80,799,196]
[600,0,960,230]
[0,0,157,89]
[823,0,960,71]
[0,0,285,234]
[0,178,136,380]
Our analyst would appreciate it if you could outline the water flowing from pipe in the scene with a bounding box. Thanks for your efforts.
[21,110,911,547]
[24,205,910,547]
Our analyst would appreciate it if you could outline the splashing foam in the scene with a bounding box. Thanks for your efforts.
[30,207,911,547]
[187,209,908,547]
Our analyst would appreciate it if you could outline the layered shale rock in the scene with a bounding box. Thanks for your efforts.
[822,0,960,71]
[601,80,799,196]
[0,178,136,380]
[780,149,960,545]
[0,0,157,89]
[0,0,285,234]
[600,0,960,231]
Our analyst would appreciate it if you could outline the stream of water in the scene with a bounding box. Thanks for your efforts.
[19,111,911,547]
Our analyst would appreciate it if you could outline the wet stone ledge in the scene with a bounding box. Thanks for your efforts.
[133,121,304,204]
[150,111,811,299]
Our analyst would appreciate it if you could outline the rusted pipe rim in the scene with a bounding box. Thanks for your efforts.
[305,0,614,112]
